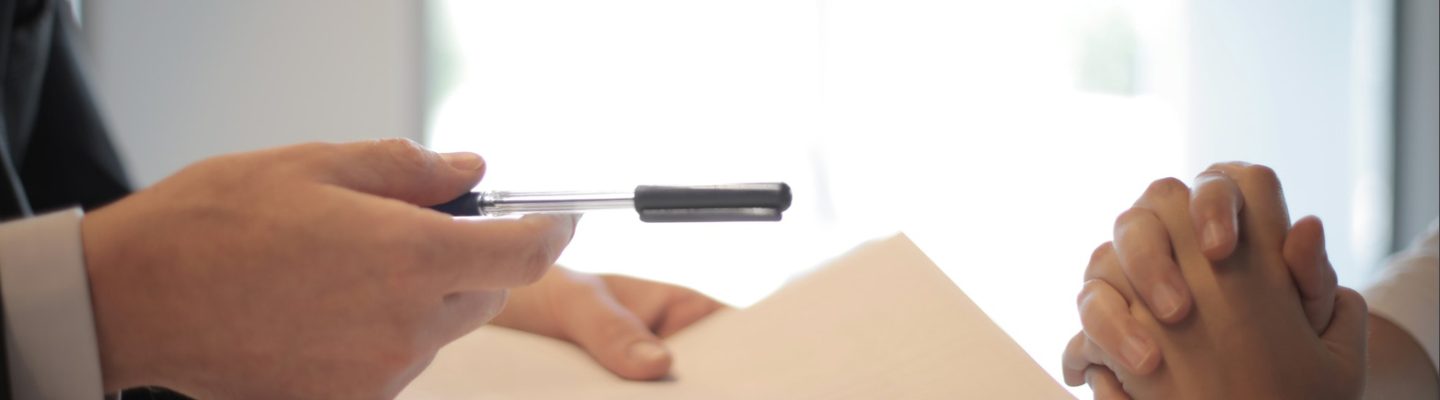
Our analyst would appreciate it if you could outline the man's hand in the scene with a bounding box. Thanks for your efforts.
[81,139,578,399]
[491,267,727,380]
[1062,163,1367,399]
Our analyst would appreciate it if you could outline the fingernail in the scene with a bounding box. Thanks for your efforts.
[441,152,484,171]
[628,341,670,364]
[1151,282,1183,320]
[1202,222,1225,252]
[1121,334,1155,372]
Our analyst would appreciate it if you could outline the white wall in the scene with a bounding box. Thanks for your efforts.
[84,1,424,186]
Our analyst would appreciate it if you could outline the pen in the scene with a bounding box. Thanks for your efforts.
[431,182,792,222]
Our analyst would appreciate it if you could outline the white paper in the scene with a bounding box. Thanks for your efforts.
[399,233,1072,399]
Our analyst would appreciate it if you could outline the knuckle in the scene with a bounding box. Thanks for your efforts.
[292,141,340,154]
[375,138,434,171]
[374,137,424,152]
[1204,161,1249,173]
[1088,242,1115,268]
[1113,207,1149,230]
[1193,169,1227,183]
[1083,245,1120,282]
[1143,177,1190,199]
[514,247,556,285]
[1077,280,1111,310]
[275,141,341,163]
[1243,163,1278,180]
[1192,172,1237,201]
[1243,164,1283,190]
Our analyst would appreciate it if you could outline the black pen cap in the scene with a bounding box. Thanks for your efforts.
[634,183,792,222]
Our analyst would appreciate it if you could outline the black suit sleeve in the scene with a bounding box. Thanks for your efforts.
[18,2,130,212]
[0,1,133,399]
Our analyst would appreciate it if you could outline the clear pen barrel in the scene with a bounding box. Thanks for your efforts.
[479,191,634,216]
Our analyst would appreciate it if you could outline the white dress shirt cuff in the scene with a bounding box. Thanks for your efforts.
[0,209,105,399]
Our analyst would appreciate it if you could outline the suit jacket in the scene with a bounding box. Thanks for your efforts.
[0,0,134,398]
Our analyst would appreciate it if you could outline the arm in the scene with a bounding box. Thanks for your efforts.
[1361,221,1440,399]
[0,1,132,398]
[1365,314,1439,399]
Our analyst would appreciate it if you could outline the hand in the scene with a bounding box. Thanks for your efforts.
[81,139,579,398]
[1062,163,1367,399]
[490,266,726,380]
[1064,162,1340,385]
[1105,163,1339,329]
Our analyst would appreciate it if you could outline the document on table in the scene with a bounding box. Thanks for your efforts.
[398,233,1072,399]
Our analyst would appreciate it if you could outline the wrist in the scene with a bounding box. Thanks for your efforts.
[81,205,165,392]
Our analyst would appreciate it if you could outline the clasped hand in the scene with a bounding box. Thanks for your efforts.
[1063,162,1367,399]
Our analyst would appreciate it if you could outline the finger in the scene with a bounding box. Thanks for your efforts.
[1062,331,1125,386]
[1062,332,1099,386]
[1086,366,1133,400]
[558,279,674,380]
[433,213,579,290]
[1189,171,1245,260]
[1201,162,1290,253]
[1083,242,1138,301]
[653,291,726,338]
[1317,287,1369,399]
[1078,279,1162,375]
[1283,216,1338,333]
[435,289,509,343]
[1112,207,1192,323]
[600,275,728,338]
[1130,177,1219,301]
[1319,287,1369,369]
[311,139,486,206]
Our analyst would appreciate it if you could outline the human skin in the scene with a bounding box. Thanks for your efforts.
[1067,163,1439,399]
[80,139,589,398]
[492,267,727,380]
[1062,164,1368,399]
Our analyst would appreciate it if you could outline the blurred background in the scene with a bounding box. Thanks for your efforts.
[81,0,1437,396]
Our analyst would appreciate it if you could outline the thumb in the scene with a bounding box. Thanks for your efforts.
[559,283,674,380]
[1319,287,1368,381]
[309,139,486,206]
[1283,216,1339,333]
